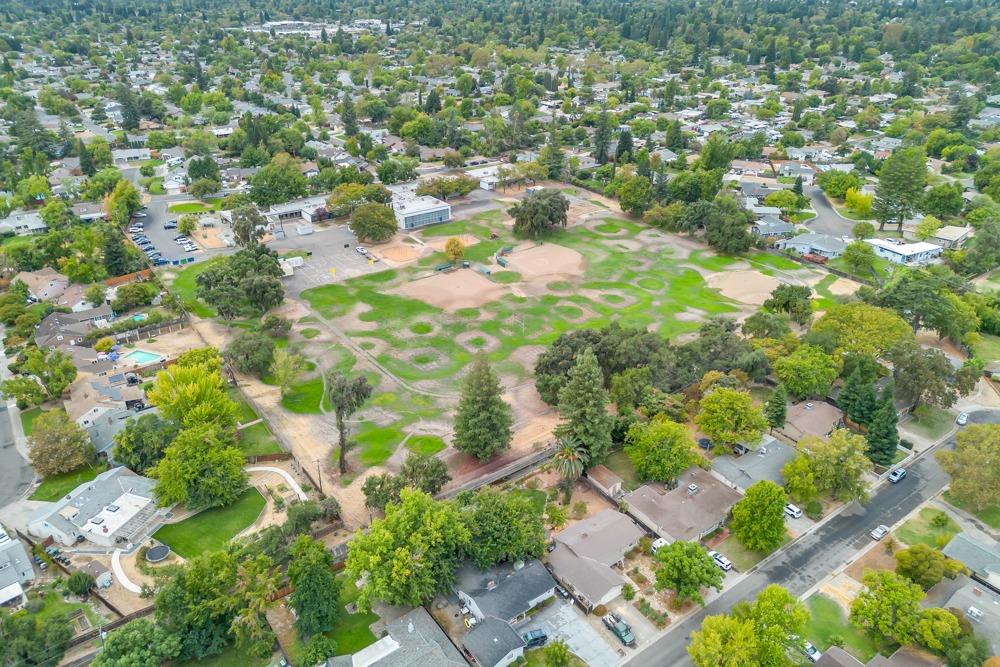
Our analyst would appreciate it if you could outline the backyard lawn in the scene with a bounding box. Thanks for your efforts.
[942,491,1000,531]
[520,649,587,666]
[894,507,960,548]
[287,574,378,664]
[604,449,641,491]
[169,260,218,318]
[30,463,107,501]
[510,488,547,515]
[153,487,266,557]
[972,333,1000,363]
[803,594,880,663]
[226,387,259,424]
[19,406,44,436]
[237,422,283,457]
[180,645,269,667]
[30,585,105,628]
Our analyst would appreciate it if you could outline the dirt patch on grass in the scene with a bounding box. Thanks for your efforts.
[455,330,500,353]
[335,303,378,331]
[394,269,507,311]
[505,243,585,281]
[819,572,866,613]
[509,345,546,372]
[706,269,781,306]
[377,242,425,264]
[846,543,898,584]
[427,234,478,252]
[505,381,553,426]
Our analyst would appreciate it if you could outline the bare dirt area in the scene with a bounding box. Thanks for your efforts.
[845,542,898,584]
[427,234,478,252]
[375,236,427,265]
[394,268,507,311]
[819,572,866,613]
[130,326,205,359]
[191,224,234,250]
[706,269,782,306]
[504,381,552,426]
[504,243,585,281]
[822,276,863,296]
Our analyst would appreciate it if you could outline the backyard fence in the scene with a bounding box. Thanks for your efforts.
[438,444,557,499]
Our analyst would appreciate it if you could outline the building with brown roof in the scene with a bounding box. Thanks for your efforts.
[777,400,844,443]
[623,468,742,543]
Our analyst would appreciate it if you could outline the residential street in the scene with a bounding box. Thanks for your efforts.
[0,330,34,509]
[621,410,994,667]
[803,185,855,237]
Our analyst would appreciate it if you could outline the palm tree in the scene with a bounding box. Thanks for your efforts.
[324,370,373,474]
[553,436,588,481]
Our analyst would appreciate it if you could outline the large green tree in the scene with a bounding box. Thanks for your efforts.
[349,202,397,243]
[873,147,927,232]
[730,481,787,552]
[150,423,247,510]
[111,414,178,474]
[865,386,899,466]
[839,369,878,426]
[458,489,546,568]
[624,415,697,483]
[452,355,513,462]
[28,410,94,477]
[850,570,924,645]
[936,423,1000,512]
[695,388,767,447]
[0,606,74,667]
[804,429,872,502]
[91,619,181,667]
[324,371,373,474]
[346,489,470,610]
[772,345,839,399]
[507,190,570,238]
[556,347,614,466]
[288,535,341,638]
[148,363,239,430]
[653,541,724,606]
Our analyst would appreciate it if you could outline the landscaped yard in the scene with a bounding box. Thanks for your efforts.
[237,422,283,457]
[942,491,1000,531]
[510,488,547,515]
[30,463,107,501]
[30,585,105,628]
[153,488,266,557]
[604,449,641,491]
[286,574,378,664]
[803,593,880,663]
[716,533,790,572]
[19,406,44,436]
[894,507,959,548]
[828,255,894,282]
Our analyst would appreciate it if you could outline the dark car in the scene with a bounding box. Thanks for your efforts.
[603,613,636,647]
[153,258,169,266]
[521,629,548,649]
[698,437,712,450]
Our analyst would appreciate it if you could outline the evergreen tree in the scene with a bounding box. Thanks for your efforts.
[539,125,564,180]
[840,369,878,426]
[765,384,787,430]
[78,139,95,177]
[873,147,927,232]
[616,129,633,163]
[424,88,442,114]
[453,354,514,462]
[593,109,612,164]
[340,96,358,137]
[103,231,130,276]
[793,175,803,196]
[556,347,613,466]
[866,386,899,466]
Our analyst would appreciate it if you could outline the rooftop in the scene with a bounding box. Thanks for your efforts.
[462,616,524,667]
[623,468,742,543]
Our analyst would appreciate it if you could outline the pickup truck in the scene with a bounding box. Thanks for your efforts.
[603,613,636,647]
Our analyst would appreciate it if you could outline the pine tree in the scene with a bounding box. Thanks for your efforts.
[765,384,787,430]
[556,347,613,466]
[424,88,441,114]
[866,386,899,466]
[453,354,514,462]
[793,175,803,197]
[340,96,358,137]
[539,125,564,180]
[78,139,95,177]
[593,109,612,164]
[840,370,878,426]
[616,129,633,163]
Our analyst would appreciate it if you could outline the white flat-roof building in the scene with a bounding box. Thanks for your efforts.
[0,525,35,608]
[389,185,451,230]
[865,238,943,266]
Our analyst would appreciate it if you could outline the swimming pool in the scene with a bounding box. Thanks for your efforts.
[124,350,163,365]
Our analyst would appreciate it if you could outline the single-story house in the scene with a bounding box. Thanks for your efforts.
[71,202,108,222]
[34,306,113,349]
[65,376,146,431]
[0,210,48,237]
[864,238,942,266]
[731,160,772,177]
[944,582,1000,656]
[462,616,525,667]
[0,525,35,608]
[80,561,113,589]
[942,533,1000,588]
[456,559,556,626]
[13,268,69,302]
[111,148,151,164]
[778,161,816,184]
[327,607,466,667]
[547,509,644,610]
[28,467,163,548]
[778,401,844,443]
[752,218,795,238]
[777,232,847,259]
[623,468,742,543]
[711,436,796,492]
[931,225,970,249]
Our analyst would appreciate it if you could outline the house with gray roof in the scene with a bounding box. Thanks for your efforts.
[34,306,113,349]
[711,435,796,492]
[456,559,556,626]
[945,582,1000,655]
[0,524,35,608]
[327,607,465,667]
[28,467,163,548]
[752,218,795,238]
[943,533,1000,588]
[547,509,644,610]
[462,616,525,667]
[777,232,847,259]
[624,468,742,544]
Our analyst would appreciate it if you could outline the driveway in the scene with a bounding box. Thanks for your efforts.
[517,600,621,667]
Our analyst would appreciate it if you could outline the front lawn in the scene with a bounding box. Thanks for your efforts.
[803,593,880,663]
[972,333,1000,363]
[942,491,1000,530]
[20,406,44,436]
[153,487,266,557]
[30,463,107,501]
[604,449,641,491]
[715,533,789,572]
[237,422,283,457]
[520,648,587,667]
[894,507,960,548]
[904,406,954,441]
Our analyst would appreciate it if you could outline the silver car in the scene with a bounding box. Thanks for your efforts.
[870,525,889,540]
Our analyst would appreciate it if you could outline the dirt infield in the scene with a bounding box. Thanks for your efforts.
[378,243,424,263]
[505,243,585,280]
[395,268,507,311]
[427,234,478,252]
[706,269,782,305]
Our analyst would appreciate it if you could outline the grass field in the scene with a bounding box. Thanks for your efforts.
[19,406,44,436]
[715,533,789,572]
[237,422,283,457]
[153,487,266,557]
[31,585,104,627]
[30,463,107,501]
[168,200,221,214]
[170,260,218,318]
[803,594,880,663]
[942,491,1000,530]
[894,507,960,548]
[972,333,1000,363]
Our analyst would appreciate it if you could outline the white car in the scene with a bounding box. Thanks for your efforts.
[956,412,969,425]
[784,503,803,519]
[650,537,668,555]
[355,246,368,255]
[707,550,732,571]
[870,525,890,541]
[803,641,823,663]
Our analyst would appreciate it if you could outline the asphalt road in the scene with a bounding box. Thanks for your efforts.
[804,185,855,237]
[0,333,34,509]
[622,414,984,667]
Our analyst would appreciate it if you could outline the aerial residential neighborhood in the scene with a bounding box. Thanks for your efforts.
[0,1,998,666]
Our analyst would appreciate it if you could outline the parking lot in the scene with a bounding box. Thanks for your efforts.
[131,198,217,264]
[516,600,621,667]
[270,225,383,295]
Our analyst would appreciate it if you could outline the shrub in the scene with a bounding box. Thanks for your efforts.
[593,604,607,617]
[828,634,845,647]
[572,501,587,519]
[805,500,823,520]
[638,536,652,554]
[622,583,635,601]
[526,477,540,490]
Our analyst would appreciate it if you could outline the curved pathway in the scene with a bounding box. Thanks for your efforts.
[246,466,307,501]
[111,549,142,593]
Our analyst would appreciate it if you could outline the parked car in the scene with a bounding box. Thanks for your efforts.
[173,234,188,241]
[888,468,907,484]
[521,629,548,649]
[956,412,969,425]
[355,246,368,255]
[803,641,823,663]
[133,212,147,218]
[708,550,732,571]
[784,503,803,519]
[870,525,889,541]
[153,258,169,266]
[602,613,636,647]
[651,537,669,555]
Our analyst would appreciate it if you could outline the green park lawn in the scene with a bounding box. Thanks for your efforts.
[167,200,222,214]
[894,507,960,548]
[972,333,1000,363]
[405,434,446,456]
[237,422,283,457]
[169,260,218,318]
[30,463,108,501]
[803,594,880,663]
[942,491,1000,531]
[19,406,44,436]
[153,488,266,557]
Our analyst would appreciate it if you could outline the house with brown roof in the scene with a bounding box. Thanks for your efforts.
[13,268,69,302]
[623,468,742,543]
[776,400,844,443]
